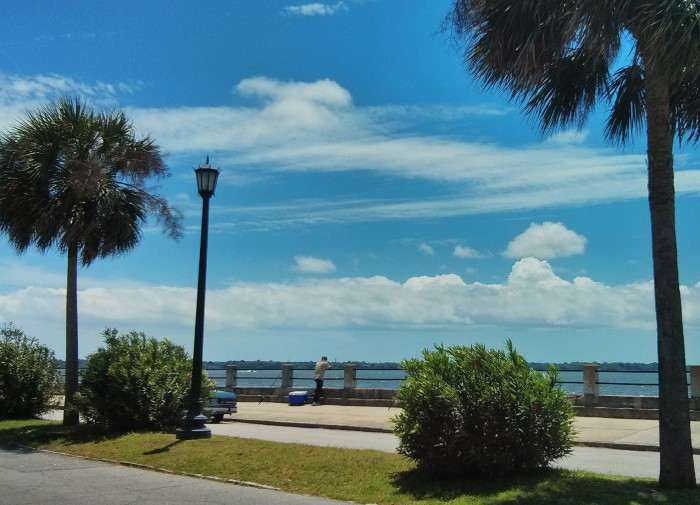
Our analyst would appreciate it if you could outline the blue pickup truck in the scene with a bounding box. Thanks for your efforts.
[206,390,238,423]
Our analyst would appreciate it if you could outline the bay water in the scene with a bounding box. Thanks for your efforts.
[207,368,673,397]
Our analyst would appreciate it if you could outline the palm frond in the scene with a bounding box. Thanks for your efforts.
[453,0,577,90]
[0,95,183,266]
[604,62,646,145]
[632,0,700,81]
[524,49,611,132]
[450,0,623,133]
[449,0,700,146]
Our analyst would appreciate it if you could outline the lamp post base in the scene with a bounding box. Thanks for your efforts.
[175,413,211,440]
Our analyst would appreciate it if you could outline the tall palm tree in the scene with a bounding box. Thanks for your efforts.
[446,0,699,488]
[0,97,183,426]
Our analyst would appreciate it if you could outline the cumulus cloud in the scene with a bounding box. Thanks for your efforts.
[231,77,356,141]
[503,222,587,259]
[235,76,352,109]
[453,245,486,259]
[293,255,337,274]
[4,259,696,343]
[284,2,348,16]
[4,257,700,360]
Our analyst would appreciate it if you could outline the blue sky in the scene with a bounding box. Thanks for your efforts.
[1,1,700,364]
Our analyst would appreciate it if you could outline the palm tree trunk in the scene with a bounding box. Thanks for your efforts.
[63,242,80,426]
[645,68,696,488]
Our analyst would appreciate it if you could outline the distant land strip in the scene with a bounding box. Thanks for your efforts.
[56,359,663,372]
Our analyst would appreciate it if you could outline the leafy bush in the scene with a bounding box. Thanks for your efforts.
[0,323,61,419]
[76,328,215,431]
[394,340,574,478]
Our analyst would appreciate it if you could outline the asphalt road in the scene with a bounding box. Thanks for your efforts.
[0,444,353,505]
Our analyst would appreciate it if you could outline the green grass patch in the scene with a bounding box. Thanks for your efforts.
[1,419,698,504]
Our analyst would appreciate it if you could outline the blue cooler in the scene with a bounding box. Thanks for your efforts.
[288,391,308,406]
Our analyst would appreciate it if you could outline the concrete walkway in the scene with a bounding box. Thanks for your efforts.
[226,401,700,453]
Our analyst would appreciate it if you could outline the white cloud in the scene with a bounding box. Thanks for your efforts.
[0,72,133,131]
[284,2,348,16]
[235,76,352,109]
[125,77,700,229]
[503,222,588,259]
[418,243,435,255]
[453,245,485,259]
[293,255,337,274]
[6,73,700,228]
[127,77,651,191]
[507,257,571,288]
[546,130,589,145]
[5,258,699,359]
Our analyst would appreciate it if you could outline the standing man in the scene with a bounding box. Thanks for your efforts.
[312,356,331,405]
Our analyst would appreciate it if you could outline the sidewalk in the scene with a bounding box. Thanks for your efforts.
[228,401,700,453]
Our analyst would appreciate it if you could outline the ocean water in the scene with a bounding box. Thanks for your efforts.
[59,367,689,396]
[206,368,682,397]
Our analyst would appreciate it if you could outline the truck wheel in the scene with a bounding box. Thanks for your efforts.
[211,413,224,423]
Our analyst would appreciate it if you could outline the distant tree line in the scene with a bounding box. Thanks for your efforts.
[196,360,667,372]
[528,362,662,372]
[200,360,403,370]
[56,359,403,370]
[56,359,670,372]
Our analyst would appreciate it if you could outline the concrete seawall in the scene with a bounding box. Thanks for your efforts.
[232,387,396,407]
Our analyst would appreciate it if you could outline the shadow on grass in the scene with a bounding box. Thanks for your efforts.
[0,419,68,446]
[0,419,135,448]
[391,467,698,505]
[143,440,183,455]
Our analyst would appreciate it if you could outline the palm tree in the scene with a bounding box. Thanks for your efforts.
[446,0,699,488]
[0,97,183,426]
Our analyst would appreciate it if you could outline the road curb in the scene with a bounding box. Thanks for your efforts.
[231,418,393,433]
[229,418,700,454]
[576,441,700,455]
[3,443,281,491]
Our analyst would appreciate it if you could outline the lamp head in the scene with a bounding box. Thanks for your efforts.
[195,156,220,198]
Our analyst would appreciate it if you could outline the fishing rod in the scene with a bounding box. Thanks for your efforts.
[258,369,283,404]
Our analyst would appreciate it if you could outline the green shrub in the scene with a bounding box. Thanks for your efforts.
[0,323,61,419]
[76,328,215,431]
[394,340,574,478]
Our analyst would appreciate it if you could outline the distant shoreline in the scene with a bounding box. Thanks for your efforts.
[56,359,663,372]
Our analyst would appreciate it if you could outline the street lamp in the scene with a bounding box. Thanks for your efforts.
[176,156,220,440]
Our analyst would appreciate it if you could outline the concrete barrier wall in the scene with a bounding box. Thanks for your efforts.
[230,386,397,407]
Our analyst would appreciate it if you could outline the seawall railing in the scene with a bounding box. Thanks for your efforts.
[213,364,700,397]
[212,364,700,418]
[60,364,700,399]
[59,363,700,417]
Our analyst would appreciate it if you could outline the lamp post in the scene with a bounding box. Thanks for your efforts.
[176,156,220,440]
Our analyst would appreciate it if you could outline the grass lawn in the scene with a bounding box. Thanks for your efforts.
[1,419,698,504]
